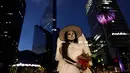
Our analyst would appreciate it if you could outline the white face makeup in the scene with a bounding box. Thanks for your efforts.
[67,31,75,41]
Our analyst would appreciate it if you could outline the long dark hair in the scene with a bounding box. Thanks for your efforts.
[64,31,78,43]
[62,31,78,64]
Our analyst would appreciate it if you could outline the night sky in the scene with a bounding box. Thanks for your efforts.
[18,0,130,51]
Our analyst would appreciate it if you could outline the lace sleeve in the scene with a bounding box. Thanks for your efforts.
[82,43,92,56]
[55,38,63,61]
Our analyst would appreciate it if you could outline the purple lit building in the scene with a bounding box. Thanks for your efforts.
[86,0,130,68]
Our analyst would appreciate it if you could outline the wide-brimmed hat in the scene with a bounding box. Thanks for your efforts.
[59,25,82,41]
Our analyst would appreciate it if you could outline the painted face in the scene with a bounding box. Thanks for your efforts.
[67,31,76,41]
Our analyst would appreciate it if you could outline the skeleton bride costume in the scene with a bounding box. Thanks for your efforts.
[55,25,92,73]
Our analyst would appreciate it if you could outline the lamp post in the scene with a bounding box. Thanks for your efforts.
[52,0,56,29]
[52,0,57,59]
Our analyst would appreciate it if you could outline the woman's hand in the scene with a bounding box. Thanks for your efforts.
[74,62,88,71]
[74,63,82,69]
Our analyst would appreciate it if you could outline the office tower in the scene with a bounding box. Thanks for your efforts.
[86,0,130,67]
[0,0,26,71]
[32,25,47,54]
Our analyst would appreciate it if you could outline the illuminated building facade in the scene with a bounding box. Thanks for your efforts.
[86,0,111,65]
[0,0,26,72]
[86,0,130,67]
[86,37,107,66]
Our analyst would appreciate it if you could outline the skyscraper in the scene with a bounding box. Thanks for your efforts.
[86,0,111,65]
[0,0,26,72]
[86,0,130,67]
[41,0,53,32]
[32,25,47,54]
[32,25,53,73]
[38,0,58,72]
[40,0,58,58]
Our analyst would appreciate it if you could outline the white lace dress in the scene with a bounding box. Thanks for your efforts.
[55,43,92,73]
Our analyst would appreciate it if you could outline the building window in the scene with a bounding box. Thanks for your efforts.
[20,0,25,7]
[112,20,115,23]
[16,42,18,45]
[52,18,56,21]
[21,3,24,7]
[19,11,23,18]
[7,13,13,15]
[1,5,3,8]
[19,11,21,15]
[4,31,8,33]
[5,22,12,24]
[112,32,128,35]
[5,22,8,24]
[5,35,7,37]
[8,36,11,38]
[9,22,12,24]
[21,16,23,18]
[51,29,57,31]
[102,0,112,4]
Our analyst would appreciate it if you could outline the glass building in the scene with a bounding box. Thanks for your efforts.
[32,25,47,54]
[86,0,130,68]
[41,0,53,32]
[40,0,59,58]
[36,0,59,72]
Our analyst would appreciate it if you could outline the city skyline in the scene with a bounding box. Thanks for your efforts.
[18,0,130,51]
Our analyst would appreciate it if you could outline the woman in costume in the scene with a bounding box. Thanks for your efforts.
[55,25,92,73]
